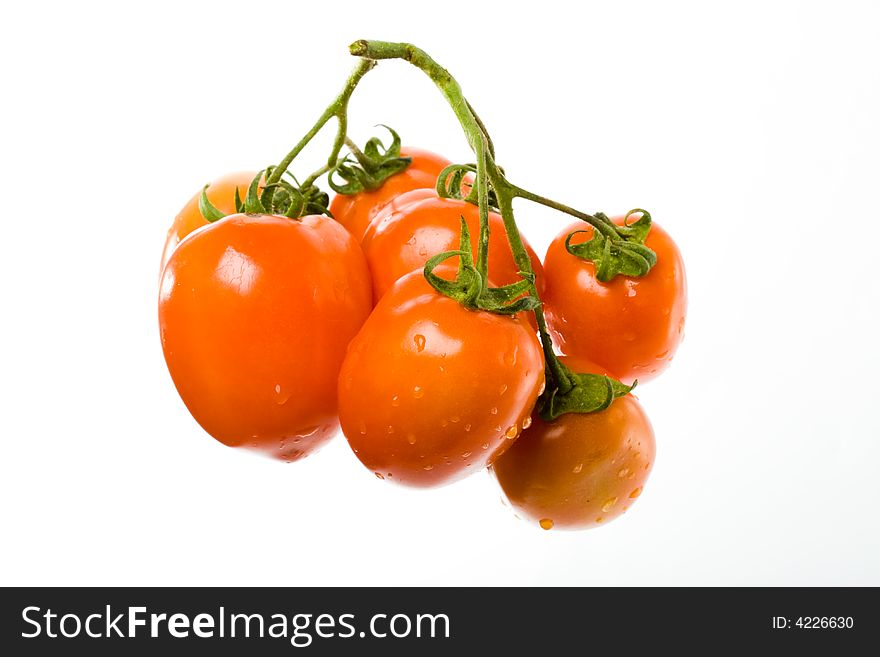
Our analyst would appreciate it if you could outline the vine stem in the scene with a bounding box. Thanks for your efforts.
[349,40,574,394]
[266,58,376,188]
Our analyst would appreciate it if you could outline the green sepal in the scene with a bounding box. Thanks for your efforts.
[198,185,227,223]
[234,186,245,214]
[435,163,499,210]
[329,126,412,195]
[423,216,540,315]
[244,171,267,214]
[539,369,635,422]
[565,209,657,282]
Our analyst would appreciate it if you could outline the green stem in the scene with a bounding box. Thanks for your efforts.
[267,58,375,187]
[300,159,340,191]
[511,185,619,239]
[343,136,373,170]
[350,39,573,394]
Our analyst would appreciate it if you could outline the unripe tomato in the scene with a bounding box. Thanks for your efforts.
[160,171,257,272]
[338,269,545,487]
[329,146,451,242]
[159,213,372,461]
[361,189,544,305]
[492,356,655,530]
[543,218,686,383]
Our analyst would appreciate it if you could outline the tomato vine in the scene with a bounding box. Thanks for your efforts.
[195,39,659,422]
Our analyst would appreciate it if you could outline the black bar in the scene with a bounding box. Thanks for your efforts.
[0,587,874,654]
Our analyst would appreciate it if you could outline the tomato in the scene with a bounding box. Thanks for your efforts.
[543,218,686,383]
[160,171,257,272]
[329,146,451,242]
[491,356,655,530]
[159,213,372,461]
[361,189,545,306]
[338,269,545,487]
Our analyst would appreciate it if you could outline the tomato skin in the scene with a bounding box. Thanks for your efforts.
[543,218,687,383]
[491,356,655,530]
[361,189,545,306]
[159,213,372,460]
[160,171,257,273]
[329,147,451,242]
[338,269,545,487]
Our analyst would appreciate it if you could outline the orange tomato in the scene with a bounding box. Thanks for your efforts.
[492,356,655,530]
[338,269,544,487]
[361,189,544,308]
[329,146,451,242]
[543,218,687,383]
[159,213,372,461]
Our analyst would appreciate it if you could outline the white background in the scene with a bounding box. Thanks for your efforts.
[1,1,878,586]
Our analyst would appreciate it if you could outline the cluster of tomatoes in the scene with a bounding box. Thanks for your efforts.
[158,144,686,531]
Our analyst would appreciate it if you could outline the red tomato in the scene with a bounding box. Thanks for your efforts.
[160,171,257,272]
[361,189,545,306]
[543,218,686,383]
[329,146,451,242]
[159,213,372,461]
[338,269,545,487]
[491,356,655,530]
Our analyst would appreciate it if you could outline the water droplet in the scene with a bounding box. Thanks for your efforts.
[481,443,489,450]
[595,517,604,524]
[413,333,426,352]
[391,394,400,407]
[572,463,583,474]
[374,472,385,480]
[629,487,643,499]
[490,407,498,415]
[413,386,424,399]
[358,421,367,435]
[602,497,618,512]
[504,346,519,366]
[522,416,532,430]
[273,384,291,405]
[386,425,395,434]
[618,467,630,478]
[539,518,554,530]
[406,433,416,445]
[505,425,518,440]
[464,423,472,432]
[499,383,508,395]
[387,473,393,478]
[623,332,637,342]
[461,451,471,459]
[423,464,434,471]
[450,415,460,423]
[418,246,428,257]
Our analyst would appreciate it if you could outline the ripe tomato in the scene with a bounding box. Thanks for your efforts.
[361,189,545,305]
[491,356,655,530]
[159,213,372,461]
[338,269,545,487]
[543,218,686,383]
[160,171,257,272]
[329,146,451,242]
